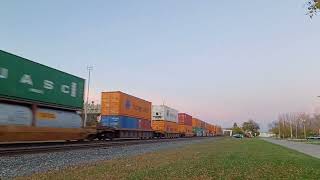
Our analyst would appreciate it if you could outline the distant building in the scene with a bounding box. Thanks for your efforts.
[259,132,275,138]
[223,128,233,136]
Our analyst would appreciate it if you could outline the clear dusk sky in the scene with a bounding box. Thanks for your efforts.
[1,0,320,131]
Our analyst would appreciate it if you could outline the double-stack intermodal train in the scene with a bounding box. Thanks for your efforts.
[0,50,222,142]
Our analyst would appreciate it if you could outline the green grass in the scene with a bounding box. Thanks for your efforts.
[20,138,320,180]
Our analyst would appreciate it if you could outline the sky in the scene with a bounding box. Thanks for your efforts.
[1,0,320,131]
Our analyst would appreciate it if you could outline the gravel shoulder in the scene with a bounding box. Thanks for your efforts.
[0,138,213,179]
[262,138,320,159]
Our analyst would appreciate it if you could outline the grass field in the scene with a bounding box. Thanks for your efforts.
[21,138,320,180]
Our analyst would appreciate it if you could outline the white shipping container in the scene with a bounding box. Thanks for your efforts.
[152,105,178,123]
[36,108,82,128]
[0,103,32,125]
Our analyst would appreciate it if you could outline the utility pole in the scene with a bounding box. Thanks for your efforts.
[302,119,306,139]
[84,66,93,128]
[290,116,293,139]
[295,120,298,139]
[283,118,285,138]
[278,118,281,139]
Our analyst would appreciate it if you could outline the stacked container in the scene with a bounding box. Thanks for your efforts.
[100,91,152,131]
[178,113,193,137]
[206,124,214,136]
[151,105,178,134]
[208,124,215,136]
[212,125,216,136]
[0,50,95,142]
[192,118,203,136]
[216,126,223,136]
[204,122,209,136]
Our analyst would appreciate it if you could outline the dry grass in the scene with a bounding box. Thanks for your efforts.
[18,138,320,180]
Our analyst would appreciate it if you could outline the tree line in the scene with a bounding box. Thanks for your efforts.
[269,112,320,139]
[232,120,260,137]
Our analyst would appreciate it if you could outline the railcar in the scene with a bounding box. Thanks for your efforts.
[0,50,221,143]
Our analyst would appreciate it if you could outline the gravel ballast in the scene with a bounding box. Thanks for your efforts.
[0,138,213,179]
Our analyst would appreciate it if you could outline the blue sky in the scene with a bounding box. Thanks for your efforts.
[1,0,320,131]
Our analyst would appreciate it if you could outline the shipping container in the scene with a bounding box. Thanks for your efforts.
[152,120,178,133]
[0,103,32,126]
[200,120,206,129]
[36,108,82,128]
[178,124,193,136]
[178,113,192,126]
[192,127,204,136]
[152,105,178,123]
[207,124,215,135]
[192,118,201,128]
[0,50,85,110]
[101,91,151,120]
[100,116,139,129]
[139,119,152,130]
[204,122,209,130]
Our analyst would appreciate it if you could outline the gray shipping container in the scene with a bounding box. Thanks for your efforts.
[0,103,32,125]
[36,108,82,128]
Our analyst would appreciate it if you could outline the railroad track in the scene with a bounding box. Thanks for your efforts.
[0,137,211,156]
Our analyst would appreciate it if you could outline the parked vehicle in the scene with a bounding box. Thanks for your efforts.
[233,134,244,139]
[307,136,320,140]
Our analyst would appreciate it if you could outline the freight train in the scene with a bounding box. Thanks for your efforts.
[0,50,223,143]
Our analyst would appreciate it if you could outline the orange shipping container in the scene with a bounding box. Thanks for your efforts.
[204,122,209,130]
[178,125,193,136]
[101,91,151,120]
[200,120,206,129]
[152,120,178,133]
[192,118,201,128]
[213,125,217,134]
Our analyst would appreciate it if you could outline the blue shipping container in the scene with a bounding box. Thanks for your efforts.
[100,116,139,129]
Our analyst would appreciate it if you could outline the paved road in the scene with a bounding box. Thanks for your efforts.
[262,138,320,159]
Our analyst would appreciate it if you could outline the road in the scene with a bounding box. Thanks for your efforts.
[262,138,320,159]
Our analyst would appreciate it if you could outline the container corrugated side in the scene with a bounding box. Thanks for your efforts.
[192,118,201,127]
[101,91,151,120]
[152,120,178,133]
[178,124,193,135]
[139,119,152,130]
[152,105,178,123]
[36,108,82,128]
[200,120,206,129]
[100,115,139,129]
[0,50,85,110]
[178,113,192,126]
[0,103,32,126]
[192,127,204,136]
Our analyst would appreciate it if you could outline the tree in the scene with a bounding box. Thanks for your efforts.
[232,127,244,135]
[307,0,320,18]
[233,122,238,128]
[232,122,243,134]
[269,112,320,139]
[242,120,260,137]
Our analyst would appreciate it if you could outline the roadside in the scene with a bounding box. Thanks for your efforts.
[19,138,320,180]
[262,138,320,159]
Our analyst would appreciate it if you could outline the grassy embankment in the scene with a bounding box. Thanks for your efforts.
[22,138,320,180]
